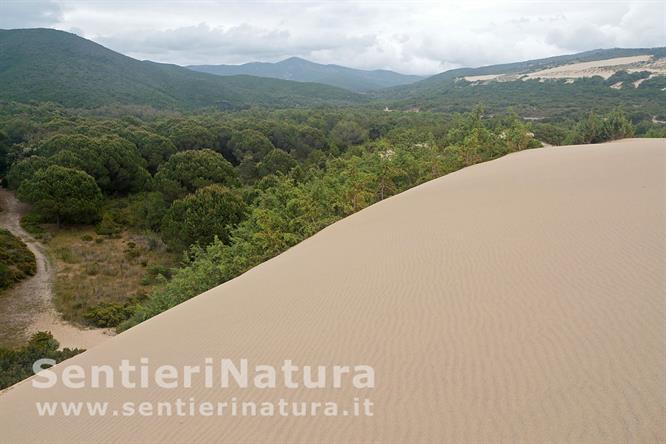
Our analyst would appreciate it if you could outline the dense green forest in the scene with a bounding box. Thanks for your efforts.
[380,73,666,117]
[381,47,666,115]
[0,99,652,333]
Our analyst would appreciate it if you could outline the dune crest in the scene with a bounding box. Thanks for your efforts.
[1,139,664,443]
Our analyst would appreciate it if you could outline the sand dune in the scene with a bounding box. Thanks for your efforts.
[1,139,664,443]
[464,55,666,83]
[523,55,655,80]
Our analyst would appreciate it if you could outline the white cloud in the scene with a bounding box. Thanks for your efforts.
[1,0,664,75]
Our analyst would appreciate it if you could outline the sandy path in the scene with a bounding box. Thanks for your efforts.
[0,188,112,350]
[0,139,664,443]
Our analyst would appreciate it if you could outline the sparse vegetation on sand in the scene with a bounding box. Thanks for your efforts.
[44,227,176,328]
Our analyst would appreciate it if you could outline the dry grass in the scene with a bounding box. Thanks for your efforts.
[46,227,177,325]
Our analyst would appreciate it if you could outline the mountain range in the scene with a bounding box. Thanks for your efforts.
[0,28,361,110]
[0,28,664,116]
[188,57,424,91]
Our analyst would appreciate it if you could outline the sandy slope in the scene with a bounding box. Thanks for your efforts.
[523,55,655,80]
[464,55,666,83]
[0,139,664,443]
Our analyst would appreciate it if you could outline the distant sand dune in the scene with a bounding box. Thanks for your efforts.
[1,139,664,443]
[465,55,666,83]
[524,55,655,80]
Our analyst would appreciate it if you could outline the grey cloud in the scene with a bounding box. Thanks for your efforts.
[546,26,616,51]
[98,23,378,65]
[1,1,664,75]
[0,0,62,28]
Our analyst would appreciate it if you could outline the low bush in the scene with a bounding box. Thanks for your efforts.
[0,332,83,390]
[20,212,45,237]
[0,228,36,291]
[84,296,145,328]
[95,213,122,236]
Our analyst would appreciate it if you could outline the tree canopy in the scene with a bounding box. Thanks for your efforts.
[161,184,246,251]
[17,165,103,226]
[154,149,239,201]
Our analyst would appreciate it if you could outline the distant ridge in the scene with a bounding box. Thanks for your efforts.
[0,29,362,109]
[1,30,664,115]
[188,57,425,91]
[417,47,666,84]
[379,47,666,116]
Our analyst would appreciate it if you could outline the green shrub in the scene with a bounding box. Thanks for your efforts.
[95,213,122,236]
[20,212,45,236]
[83,297,144,328]
[161,185,246,251]
[0,263,11,289]
[17,165,103,227]
[147,264,172,280]
[124,241,141,260]
[0,332,83,390]
[0,229,37,290]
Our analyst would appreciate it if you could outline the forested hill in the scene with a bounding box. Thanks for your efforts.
[188,57,424,91]
[416,48,665,84]
[1,29,664,117]
[0,29,362,110]
[379,47,666,117]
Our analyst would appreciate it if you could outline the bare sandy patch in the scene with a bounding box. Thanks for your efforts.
[463,73,501,82]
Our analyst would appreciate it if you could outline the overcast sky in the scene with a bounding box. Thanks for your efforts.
[2,1,665,75]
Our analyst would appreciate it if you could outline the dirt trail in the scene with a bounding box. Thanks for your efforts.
[0,188,112,350]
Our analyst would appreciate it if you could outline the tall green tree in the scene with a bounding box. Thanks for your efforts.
[228,129,276,182]
[17,165,103,227]
[155,149,238,201]
[257,149,297,177]
[168,121,217,151]
[161,184,246,251]
[47,135,150,194]
[6,156,51,190]
[36,134,93,157]
[127,130,177,174]
[330,120,368,148]
[0,131,9,177]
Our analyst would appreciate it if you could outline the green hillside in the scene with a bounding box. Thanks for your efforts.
[415,48,665,84]
[189,57,424,91]
[0,29,362,110]
[1,30,664,118]
[380,48,666,117]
